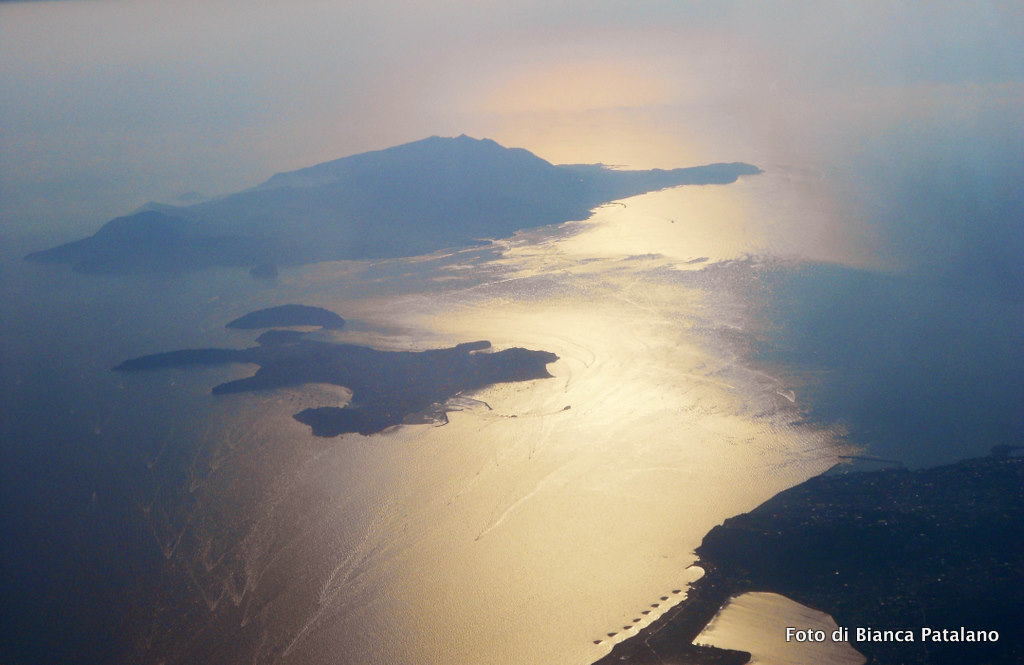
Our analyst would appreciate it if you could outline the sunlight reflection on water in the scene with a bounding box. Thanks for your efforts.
[130,181,857,665]
[696,592,866,665]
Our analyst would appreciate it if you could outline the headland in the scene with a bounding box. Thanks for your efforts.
[594,454,1024,665]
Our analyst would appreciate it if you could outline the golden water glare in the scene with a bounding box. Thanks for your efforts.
[696,592,866,665]
[213,180,858,664]
[153,178,859,665]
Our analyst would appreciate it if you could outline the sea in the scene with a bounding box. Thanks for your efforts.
[3,170,1021,665]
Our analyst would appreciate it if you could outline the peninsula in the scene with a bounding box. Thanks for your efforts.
[594,454,1024,665]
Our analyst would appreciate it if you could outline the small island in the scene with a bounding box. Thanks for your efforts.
[114,317,556,436]
[225,304,345,330]
[594,454,1024,665]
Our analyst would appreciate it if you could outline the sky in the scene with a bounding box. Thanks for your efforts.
[1,0,1022,284]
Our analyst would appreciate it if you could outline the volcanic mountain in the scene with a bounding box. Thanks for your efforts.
[27,135,760,273]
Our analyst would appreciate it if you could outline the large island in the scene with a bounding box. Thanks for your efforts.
[26,135,760,274]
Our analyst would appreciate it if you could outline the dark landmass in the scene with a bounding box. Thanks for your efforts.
[594,455,1024,665]
[114,331,555,436]
[26,135,760,273]
[225,304,345,330]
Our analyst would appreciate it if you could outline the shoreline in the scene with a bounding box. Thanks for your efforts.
[593,560,751,665]
[592,454,1024,665]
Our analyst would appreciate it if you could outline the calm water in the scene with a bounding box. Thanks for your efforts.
[3,173,1019,664]
[696,592,866,665]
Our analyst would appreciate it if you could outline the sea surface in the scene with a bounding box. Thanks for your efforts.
[696,593,866,665]
[3,170,1020,664]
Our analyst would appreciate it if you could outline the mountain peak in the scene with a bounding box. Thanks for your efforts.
[27,136,760,274]
[258,134,544,191]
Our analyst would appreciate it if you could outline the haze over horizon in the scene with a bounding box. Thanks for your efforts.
[3,1,1022,291]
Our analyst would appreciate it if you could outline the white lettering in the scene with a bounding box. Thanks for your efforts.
[856,627,913,642]
[921,628,999,642]
[785,628,825,642]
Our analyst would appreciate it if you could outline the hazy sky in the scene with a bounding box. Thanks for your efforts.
[2,1,1022,279]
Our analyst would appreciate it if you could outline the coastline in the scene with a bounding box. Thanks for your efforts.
[593,454,1024,665]
[593,560,751,665]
